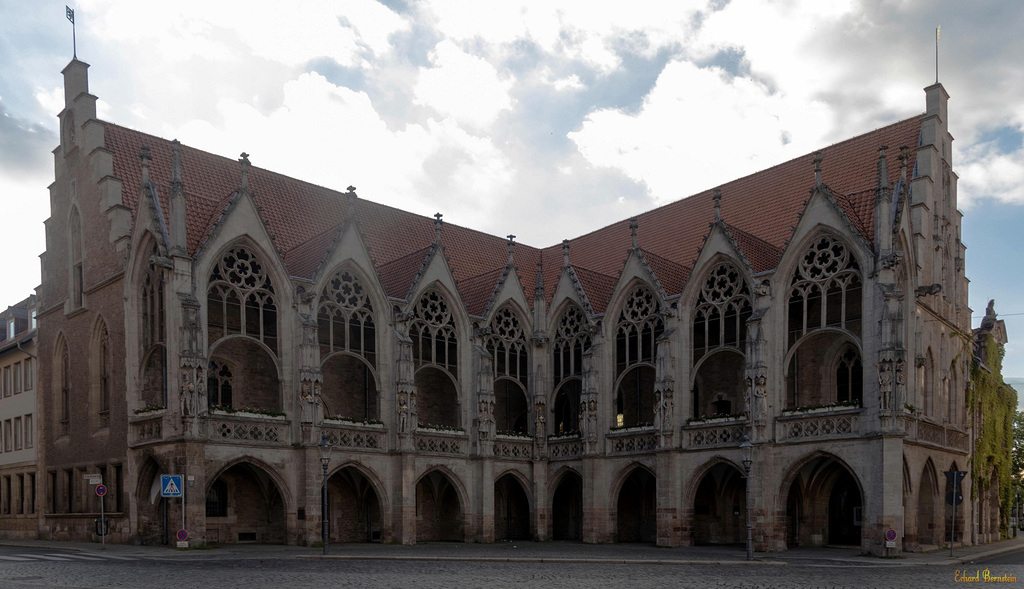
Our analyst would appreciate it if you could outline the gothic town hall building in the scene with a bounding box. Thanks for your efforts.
[37,58,974,555]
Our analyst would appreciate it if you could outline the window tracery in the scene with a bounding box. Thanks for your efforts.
[318,270,376,365]
[787,235,862,348]
[206,360,234,409]
[692,262,752,361]
[207,246,278,353]
[615,285,663,428]
[410,290,458,372]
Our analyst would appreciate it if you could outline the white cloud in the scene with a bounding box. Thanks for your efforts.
[569,60,830,202]
[414,40,514,129]
[957,141,1024,207]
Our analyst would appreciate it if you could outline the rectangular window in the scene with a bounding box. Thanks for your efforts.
[23,358,32,390]
[64,469,73,513]
[7,320,13,339]
[13,417,21,450]
[24,415,32,448]
[30,310,36,330]
[2,365,9,396]
[2,476,10,515]
[3,419,10,452]
[13,362,21,393]
[114,464,123,512]
[74,264,83,308]
[16,474,23,515]
[48,471,56,514]
[28,473,35,514]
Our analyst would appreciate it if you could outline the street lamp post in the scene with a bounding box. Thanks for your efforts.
[319,432,332,556]
[740,434,753,561]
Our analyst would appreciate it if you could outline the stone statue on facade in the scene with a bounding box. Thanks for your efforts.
[397,392,410,433]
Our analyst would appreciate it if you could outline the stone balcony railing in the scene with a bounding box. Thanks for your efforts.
[414,427,468,455]
[129,411,165,445]
[902,416,969,452]
[547,435,584,459]
[208,410,289,444]
[493,434,534,460]
[607,427,658,454]
[322,420,387,452]
[777,406,861,442]
[683,417,747,449]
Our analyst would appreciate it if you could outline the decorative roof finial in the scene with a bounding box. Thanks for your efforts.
[433,212,443,244]
[813,151,823,187]
[562,239,570,268]
[239,152,251,191]
[877,145,889,192]
[713,188,722,223]
[535,261,544,300]
[345,186,357,220]
[170,140,182,184]
[629,218,639,250]
[506,234,516,267]
[139,146,152,185]
[898,146,909,183]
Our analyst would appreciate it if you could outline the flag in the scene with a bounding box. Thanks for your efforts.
[66,6,74,24]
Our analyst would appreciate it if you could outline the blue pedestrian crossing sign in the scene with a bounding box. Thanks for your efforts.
[161,475,183,497]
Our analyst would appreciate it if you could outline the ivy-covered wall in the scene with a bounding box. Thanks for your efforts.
[970,332,1017,539]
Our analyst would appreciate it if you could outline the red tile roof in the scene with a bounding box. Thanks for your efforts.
[103,114,921,317]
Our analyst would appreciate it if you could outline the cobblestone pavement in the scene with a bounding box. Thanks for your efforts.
[3,556,1024,589]
[1,539,1023,589]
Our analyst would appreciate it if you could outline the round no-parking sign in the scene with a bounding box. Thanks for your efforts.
[885,529,897,543]
[95,484,107,497]
[176,529,189,542]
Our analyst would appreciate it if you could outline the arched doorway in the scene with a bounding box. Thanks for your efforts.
[782,454,862,547]
[616,467,656,543]
[691,462,746,545]
[917,462,940,546]
[552,471,582,540]
[494,474,530,541]
[205,462,287,544]
[416,470,463,542]
[134,456,169,546]
[328,466,383,543]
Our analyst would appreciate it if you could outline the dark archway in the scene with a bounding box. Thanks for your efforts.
[692,350,745,419]
[328,466,383,543]
[321,354,378,421]
[134,456,168,546]
[414,367,460,428]
[205,462,286,544]
[494,379,529,435]
[917,462,940,546]
[494,474,530,541]
[691,462,746,545]
[782,454,862,548]
[208,338,280,412]
[552,471,583,540]
[616,467,656,543]
[416,470,463,542]
[615,366,656,428]
[827,470,862,545]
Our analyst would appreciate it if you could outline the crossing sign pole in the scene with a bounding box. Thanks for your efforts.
[94,482,107,550]
[161,475,187,547]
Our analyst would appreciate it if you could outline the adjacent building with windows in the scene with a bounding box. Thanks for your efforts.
[0,295,39,538]
[34,57,985,554]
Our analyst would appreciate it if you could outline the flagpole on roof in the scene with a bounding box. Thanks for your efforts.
[935,25,940,84]
[66,5,76,59]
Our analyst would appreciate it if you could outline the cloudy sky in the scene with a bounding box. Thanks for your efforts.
[1,0,1022,386]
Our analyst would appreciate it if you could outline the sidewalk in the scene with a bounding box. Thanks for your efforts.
[2,535,1023,567]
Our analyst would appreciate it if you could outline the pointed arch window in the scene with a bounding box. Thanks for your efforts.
[835,347,862,404]
[140,245,167,408]
[206,360,233,409]
[410,290,458,372]
[99,324,110,426]
[552,305,590,435]
[486,306,529,434]
[615,285,663,376]
[787,235,862,349]
[317,270,376,366]
[614,285,663,428]
[207,246,278,353]
[692,262,752,361]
